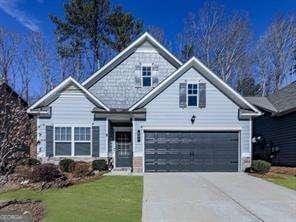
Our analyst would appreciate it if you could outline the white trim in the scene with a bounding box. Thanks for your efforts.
[129,57,262,115]
[82,32,182,87]
[53,124,92,158]
[142,126,242,131]
[27,77,109,113]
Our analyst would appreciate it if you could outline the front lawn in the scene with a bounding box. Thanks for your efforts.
[0,176,143,222]
[264,173,296,190]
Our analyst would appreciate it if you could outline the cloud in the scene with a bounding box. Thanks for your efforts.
[0,0,40,32]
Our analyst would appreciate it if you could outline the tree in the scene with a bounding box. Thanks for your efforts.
[0,82,31,178]
[178,1,252,85]
[50,0,143,76]
[28,32,55,94]
[255,14,296,93]
[146,26,171,49]
[104,6,143,52]
[236,76,261,96]
[0,27,20,82]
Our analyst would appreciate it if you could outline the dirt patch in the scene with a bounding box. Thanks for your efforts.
[270,166,296,176]
[0,199,44,222]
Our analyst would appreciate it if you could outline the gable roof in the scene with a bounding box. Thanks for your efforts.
[27,77,109,113]
[245,97,277,113]
[0,79,28,107]
[82,32,182,88]
[129,57,261,115]
[267,81,296,115]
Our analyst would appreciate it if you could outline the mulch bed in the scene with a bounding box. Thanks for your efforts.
[0,199,44,222]
[249,166,296,178]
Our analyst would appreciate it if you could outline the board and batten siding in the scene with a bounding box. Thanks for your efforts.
[133,68,252,170]
[253,112,296,166]
[37,88,108,161]
[88,41,177,108]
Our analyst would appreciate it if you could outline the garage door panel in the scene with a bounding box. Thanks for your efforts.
[145,131,239,172]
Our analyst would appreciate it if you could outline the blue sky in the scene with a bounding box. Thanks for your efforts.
[1,0,296,45]
[0,0,296,98]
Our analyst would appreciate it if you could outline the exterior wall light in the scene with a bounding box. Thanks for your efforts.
[191,115,196,124]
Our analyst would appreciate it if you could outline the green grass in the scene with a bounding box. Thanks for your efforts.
[265,173,296,190]
[0,176,143,222]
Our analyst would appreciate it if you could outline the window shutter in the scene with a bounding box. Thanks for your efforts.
[152,64,159,86]
[179,83,187,108]
[199,83,206,108]
[135,63,141,88]
[46,125,53,157]
[92,126,100,157]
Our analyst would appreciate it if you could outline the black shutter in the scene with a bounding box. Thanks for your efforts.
[152,64,159,86]
[199,83,206,108]
[46,126,53,157]
[179,83,187,108]
[92,126,100,157]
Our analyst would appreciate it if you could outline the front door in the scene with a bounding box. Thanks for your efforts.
[116,132,132,167]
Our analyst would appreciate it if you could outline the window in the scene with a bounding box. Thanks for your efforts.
[54,126,91,157]
[187,84,198,106]
[142,66,151,87]
[55,127,71,156]
[74,127,91,156]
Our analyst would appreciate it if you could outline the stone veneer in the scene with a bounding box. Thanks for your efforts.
[133,157,143,173]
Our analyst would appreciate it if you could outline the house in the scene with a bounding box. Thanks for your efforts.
[27,33,261,172]
[0,80,35,157]
[246,81,296,167]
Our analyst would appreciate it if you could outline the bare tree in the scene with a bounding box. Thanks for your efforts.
[29,32,54,94]
[0,82,31,178]
[178,1,252,84]
[147,26,172,49]
[0,27,20,82]
[256,14,296,93]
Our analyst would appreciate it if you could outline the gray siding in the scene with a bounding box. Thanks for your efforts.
[88,41,177,108]
[133,68,252,170]
[253,112,296,166]
[37,87,108,161]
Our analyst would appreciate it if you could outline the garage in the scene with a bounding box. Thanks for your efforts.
[144,131,239,172]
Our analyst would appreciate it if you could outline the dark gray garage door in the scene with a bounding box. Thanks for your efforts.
[145,131,239,172]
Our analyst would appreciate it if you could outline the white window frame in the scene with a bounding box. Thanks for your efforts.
[141,64,152,87]
[74,126,92,156]
[53,124,92,157]
[187,82,198,107]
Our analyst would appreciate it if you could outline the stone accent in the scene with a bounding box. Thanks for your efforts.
[133,157,143,173]
[241,154,251,171]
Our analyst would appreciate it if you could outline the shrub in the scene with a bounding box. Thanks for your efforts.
[69,161,91,177]
[18,158,41,166]
[92,159,107,171]
[252,160,271,174]
[59,159,74,172]
[31,163,63,182]
[14,165,32,179]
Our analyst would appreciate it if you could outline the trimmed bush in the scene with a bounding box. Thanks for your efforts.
[31,163,63,182]
[59,159,74,172]
[92,159,107,171]
[69,161,91,177]
[18,158,41,166]
[252,160,271,174]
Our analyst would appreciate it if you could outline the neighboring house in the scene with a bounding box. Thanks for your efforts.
[246,81,296,167]
[27,33,261,172]
[0,80,35,157]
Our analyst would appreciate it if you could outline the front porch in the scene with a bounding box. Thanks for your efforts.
[93,108,145,173]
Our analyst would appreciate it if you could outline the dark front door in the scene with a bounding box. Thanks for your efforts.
[116,132,132,167]
[145,131,239,172]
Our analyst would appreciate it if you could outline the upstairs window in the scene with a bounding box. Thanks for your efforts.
[142,66,152,87]
[187,84,198,106]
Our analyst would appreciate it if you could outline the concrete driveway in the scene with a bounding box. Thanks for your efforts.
[142,173,296,222]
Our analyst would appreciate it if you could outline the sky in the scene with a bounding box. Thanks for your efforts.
[1,0,296,45]
[0,0,296,98]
